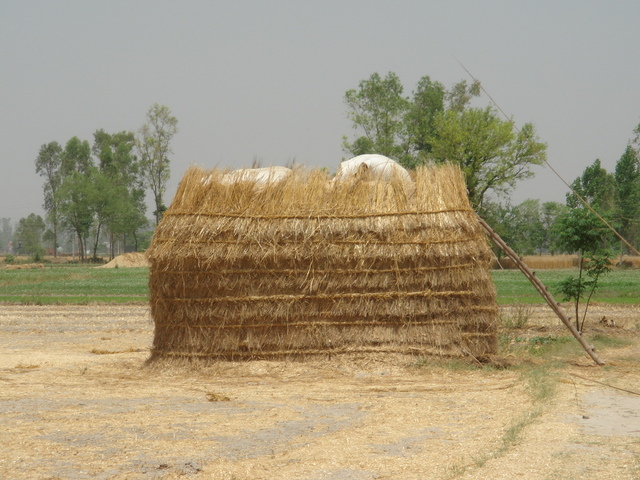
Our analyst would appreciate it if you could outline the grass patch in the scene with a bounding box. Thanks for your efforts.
[491,268,640,304]
[498,406,543,451]
[0,265,149,304]
[589,334,634,349]
[502,334,581,359]
[520,364,558,402]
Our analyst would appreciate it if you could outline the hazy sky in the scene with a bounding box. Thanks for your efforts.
[2,1,640,221]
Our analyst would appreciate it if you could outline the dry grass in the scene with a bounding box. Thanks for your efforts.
[147,164,498,362]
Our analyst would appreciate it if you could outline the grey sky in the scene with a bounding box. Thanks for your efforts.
[2,1,639,221]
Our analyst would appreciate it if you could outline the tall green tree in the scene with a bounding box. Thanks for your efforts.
[567,159,616,212]
[14,213,46,260]
[61,136,92,176]
[34,141,63,257]
[342,72,547,210]
[404,76,446,166]
[136,104,178,224]
[93,129,147,258]
[57,137,95,261]
[613,145,640,252]
[342,72,410,162]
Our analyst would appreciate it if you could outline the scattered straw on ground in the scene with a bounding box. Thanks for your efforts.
[0,304,639,479]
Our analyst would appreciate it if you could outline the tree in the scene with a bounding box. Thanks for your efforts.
[554,207,613,334]
[429,109,546,209]
[555,162,616,334]
[0,218,13,253]
[93,129,148,258]
[57,137,95,261]
[567,159,616,212]
[481,200,517,262]
[14,213,46,260]
[541,201,568,254]
[512,199,545,255]
[342,72,410,162]
[613,145,640,252]
[445,78,481,112]
[483,199,559,257]
[136,104,178,224]
[342,72,547,210]
[404,76,446,166]
[555,204,611,257]
[61,136,92,176]
[35,141,63,257]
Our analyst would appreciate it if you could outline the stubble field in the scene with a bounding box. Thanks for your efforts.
[1,303,639,479]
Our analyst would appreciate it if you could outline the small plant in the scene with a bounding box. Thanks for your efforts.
[556,250,613,333]
[500,304,532,328]
[554,199,615,334]
[4,254,15,264]
[522,365,557,402]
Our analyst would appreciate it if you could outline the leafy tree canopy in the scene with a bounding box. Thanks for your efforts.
[566,158,615,211]
[342,72,547,209]
[14,213,46,259]
[136,104,178,225]
[613,144,640,251]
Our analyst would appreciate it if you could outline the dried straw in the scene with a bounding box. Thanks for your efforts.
[147,164,498,361]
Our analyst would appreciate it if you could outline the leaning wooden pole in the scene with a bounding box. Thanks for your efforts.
[477,216,605,366]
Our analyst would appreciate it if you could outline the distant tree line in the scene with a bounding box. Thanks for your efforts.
[17,104,178,262]
[482,143,640,260]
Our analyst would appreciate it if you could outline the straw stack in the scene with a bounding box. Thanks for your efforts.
[147,164,498,361]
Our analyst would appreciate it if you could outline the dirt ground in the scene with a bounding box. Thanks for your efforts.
[0,304,639,480]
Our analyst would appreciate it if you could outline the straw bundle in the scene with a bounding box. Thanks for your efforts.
[147,164,498,361]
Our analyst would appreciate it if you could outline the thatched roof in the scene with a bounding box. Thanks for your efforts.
[147,164,498,361]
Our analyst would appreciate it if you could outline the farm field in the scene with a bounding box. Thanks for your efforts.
[1,301,639,479]
[1,263,640,305]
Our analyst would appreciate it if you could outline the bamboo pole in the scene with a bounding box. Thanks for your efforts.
[477,216,605,366]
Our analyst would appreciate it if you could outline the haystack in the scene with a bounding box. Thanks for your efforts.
[146,164,498,361]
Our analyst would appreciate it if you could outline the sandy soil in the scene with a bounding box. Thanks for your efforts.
[0,304,638,480]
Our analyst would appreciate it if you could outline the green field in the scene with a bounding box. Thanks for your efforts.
[0,265,638,305]
[491,268,640,304]
[0,266,148,304]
